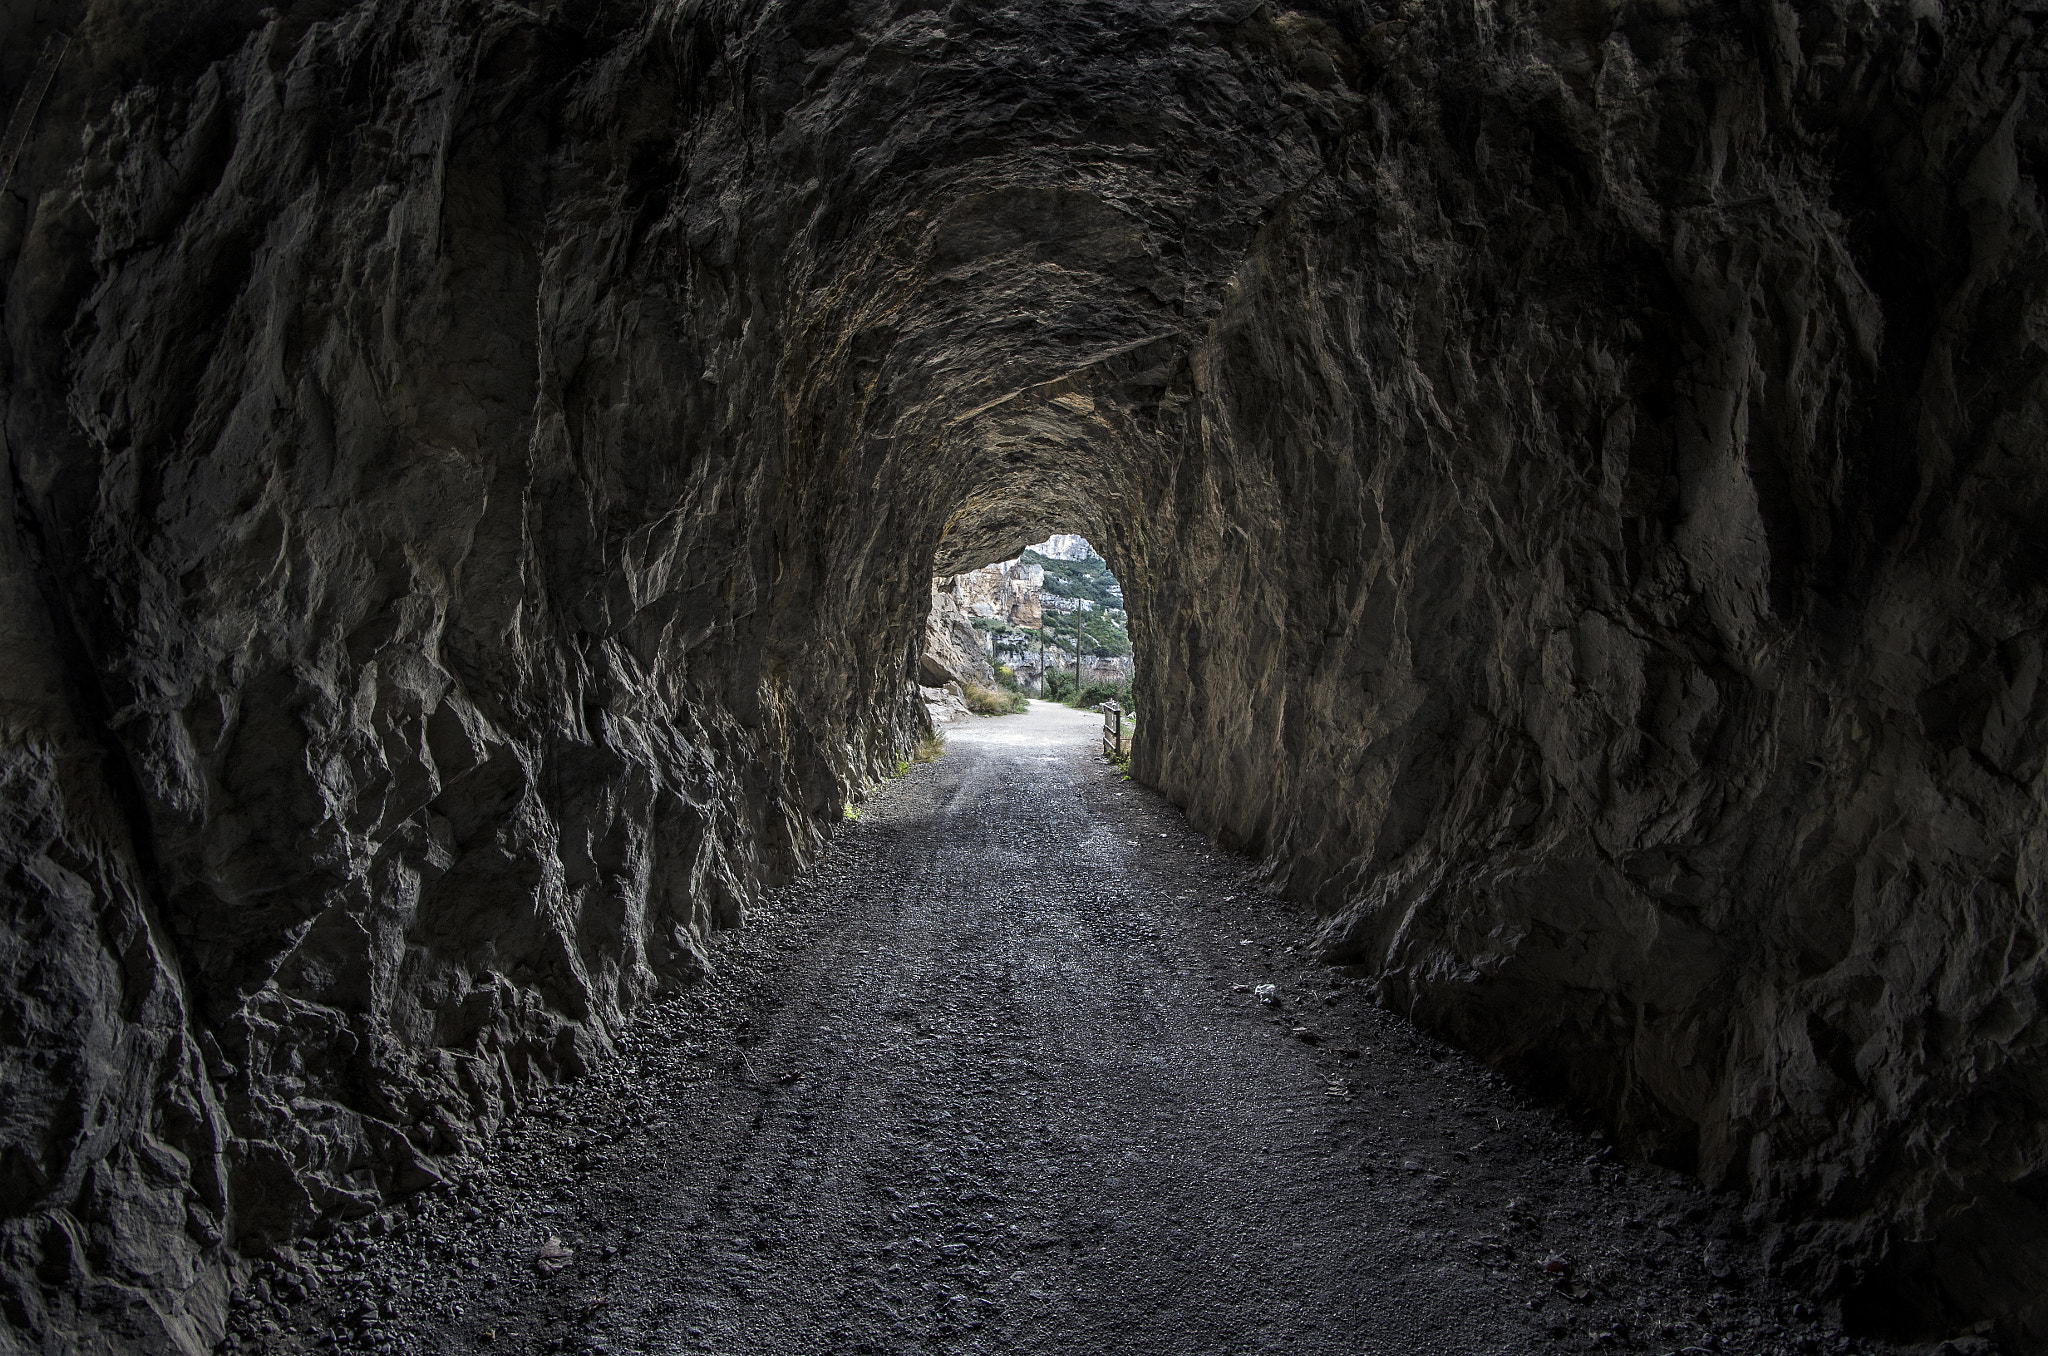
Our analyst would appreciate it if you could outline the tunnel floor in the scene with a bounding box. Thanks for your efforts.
[239,703,1895,1356]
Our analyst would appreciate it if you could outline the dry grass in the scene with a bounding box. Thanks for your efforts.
[961,681,1028,716]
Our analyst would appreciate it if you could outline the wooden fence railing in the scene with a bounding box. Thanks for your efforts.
[1098,701,1124,760]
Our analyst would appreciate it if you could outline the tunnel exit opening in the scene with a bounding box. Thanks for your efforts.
[950,535,1131,693]
[922,527,1141,744]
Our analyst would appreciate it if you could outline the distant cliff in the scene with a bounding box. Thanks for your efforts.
[1033,534,1097,563]
[939,559,1044,630]
[921,588,994,691]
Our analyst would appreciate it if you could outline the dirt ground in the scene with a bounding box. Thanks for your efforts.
[226,701,1931,1356]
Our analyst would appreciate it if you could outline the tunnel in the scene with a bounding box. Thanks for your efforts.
[2,0,2045,1351]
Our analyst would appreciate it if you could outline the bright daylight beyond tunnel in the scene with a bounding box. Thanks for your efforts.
[921,535,1135,723]
[1,3,2045,1355]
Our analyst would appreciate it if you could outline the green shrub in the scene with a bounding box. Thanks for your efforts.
[1066,678,1133,711]
[993,664,1027,693]
[1043,670,1078,702]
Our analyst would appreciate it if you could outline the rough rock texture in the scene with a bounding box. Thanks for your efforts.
[0,0,2043,1351]
[940,560,1044,629]
[919,681,970,728]
[4,3,921,1347]
[1034,534,1098,563]
[921,588,995,688]
[1129,7,2048,1347]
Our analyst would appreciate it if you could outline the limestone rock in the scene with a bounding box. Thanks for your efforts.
[920,683,971,727]
[940,561,1043,630]
[1034,535,1098,563]
[922,588,995,689]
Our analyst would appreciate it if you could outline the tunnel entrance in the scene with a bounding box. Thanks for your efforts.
[920,532,1139,731]
[928,534,1133,701]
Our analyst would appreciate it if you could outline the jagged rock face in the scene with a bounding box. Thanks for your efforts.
[1,0,2043,1351]
[1034,534,1097,563]
[941,562,1043,630]
[1128,8,2048,1346]
[921,589,994,688]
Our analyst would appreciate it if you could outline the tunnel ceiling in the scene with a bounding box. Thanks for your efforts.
[3,1,2047,1352]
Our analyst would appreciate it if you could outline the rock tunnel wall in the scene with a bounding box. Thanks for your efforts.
[0,2,928,1345]
[0,0,2042,1350]
[1128,5,2048,1343]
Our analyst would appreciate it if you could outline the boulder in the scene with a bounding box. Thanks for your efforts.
[922,589,995,688]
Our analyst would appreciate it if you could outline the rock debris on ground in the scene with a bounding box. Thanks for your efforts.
[225,705,1933,1356]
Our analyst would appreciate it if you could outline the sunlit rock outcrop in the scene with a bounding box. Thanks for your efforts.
[2,0,2043,1349]
[940,561,1044,630]
[921,588,993,689]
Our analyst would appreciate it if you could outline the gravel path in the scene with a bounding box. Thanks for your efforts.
[227,702,1916,1356]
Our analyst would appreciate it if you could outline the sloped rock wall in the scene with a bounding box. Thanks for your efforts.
[941,562,1043,629]
[1,0,2043,1351]
[922,588,994,688]
[2,4,924,1347]
[1129,3,2048,1342]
